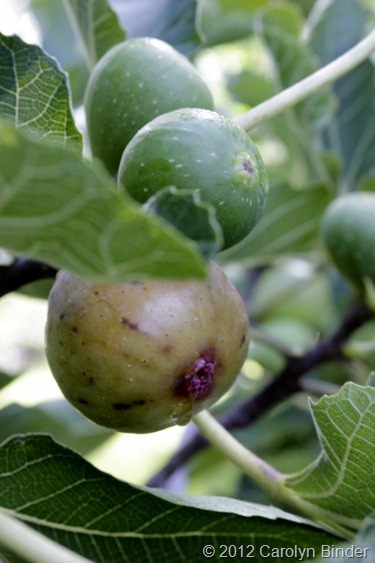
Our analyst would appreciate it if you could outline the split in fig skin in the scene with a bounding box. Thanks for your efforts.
[45,263,250,434]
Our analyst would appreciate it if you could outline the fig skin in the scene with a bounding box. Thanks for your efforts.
[321,192,375,290]
[45,263,250,433]
[84,37,214,176]
[118,108,269,250]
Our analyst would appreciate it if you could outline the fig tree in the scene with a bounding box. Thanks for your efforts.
[45,263,250,433]
[321,192,375,290]
[118,108,269,249]
[84,37,214,175]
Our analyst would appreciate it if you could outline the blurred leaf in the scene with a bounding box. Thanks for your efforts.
[0,401,111,456]
[143,187,223,259]
[63,0,125,69]
[249,317,317,371]
[220,184,332,266]
[0,33,82,150]
[0,434,339,562]
[256,2,336,187]
[227,70,275,107]
[29,0,89,106]
[0,372,13,392]
[248,261,337,331]
[0,123,206,282]
[109,0,200,55]
[307,0,375,191]
[198,0,267,47]
[288,0,315,16]
[344,320,375,370]
[286,382,375,530]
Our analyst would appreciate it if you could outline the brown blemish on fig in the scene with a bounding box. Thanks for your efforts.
[175,349,216,401]
[82,372,95,385]
[78,398,89,405]
[120,317,139,331]
[71,326,78,334]
[113,400,146,410]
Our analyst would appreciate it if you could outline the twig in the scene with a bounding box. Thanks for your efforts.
[0,258,57,297]
[235,28,375,132]
[147,300,373,488]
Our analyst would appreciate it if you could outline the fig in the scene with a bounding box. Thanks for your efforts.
[84,37,214,175]
[45,263,250,433]
[118,108,269,249]
[321,192,375,290]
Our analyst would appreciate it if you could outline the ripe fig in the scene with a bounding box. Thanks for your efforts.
[84,37,214,175]
[118,108,269,249]
[45,263,250,433]
[321,192,375,290]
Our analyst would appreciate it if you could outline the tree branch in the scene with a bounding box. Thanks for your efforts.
[0,258,57,297]
[147,300,373,488]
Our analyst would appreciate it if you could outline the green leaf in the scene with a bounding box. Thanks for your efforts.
[220,184,331,265]
[62,0,125,69]
[307,0,375,190]
[256,2,336,187]
[0,372,13,392]
[0,123,206,282]
[227,70,275,107]
[29,0,89,107]
[286,382,375,530]
[198,0,268,47]
[0,33,82,150]
[0,434,339,562]
[111,0,200,56]
[0,402,111,457]
[143,187,223,260]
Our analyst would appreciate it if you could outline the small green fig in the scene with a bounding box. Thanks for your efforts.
[321,192,375,290]
[45,263,250,433]
[84,37,214,175]
[118,108,269,250]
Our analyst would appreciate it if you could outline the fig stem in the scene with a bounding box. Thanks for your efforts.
[236,28,375,132]
[193,410,355,539]
[0,509,93,563]
[193,409,283,498]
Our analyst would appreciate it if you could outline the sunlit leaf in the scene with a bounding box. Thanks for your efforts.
[0,123,205,282]
[0,33,81,150]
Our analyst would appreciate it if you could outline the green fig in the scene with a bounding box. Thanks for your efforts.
[45,263,250,434]
[321,192,375,290]
[84,37,214,175]
[118,108,269,250]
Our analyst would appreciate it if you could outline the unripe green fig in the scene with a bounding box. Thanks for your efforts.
[321,192,375,289]
[45,263,250,433]
[118,108,269,250]
[84,37,214,175]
